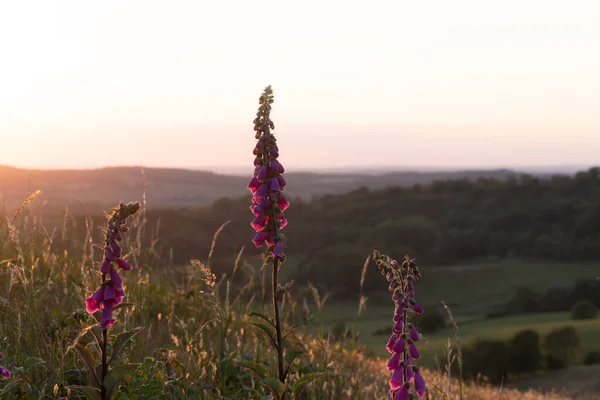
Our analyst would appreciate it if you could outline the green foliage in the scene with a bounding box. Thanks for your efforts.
[62,167,600,298]
[463,339,510,384]
[508,329,542,376]
[571,300,599,320]
[542,326,581,367]
[583,351,600,365]
[412,306,446,333]
[113,358,166,400]
[506,287,542,315]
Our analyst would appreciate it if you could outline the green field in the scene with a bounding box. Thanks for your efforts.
[305,260,600,370]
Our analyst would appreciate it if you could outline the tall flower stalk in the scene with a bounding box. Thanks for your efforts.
[243,87,324,400]
[373,251,427,400]
[248,86,289,383]
[71,202,141,400]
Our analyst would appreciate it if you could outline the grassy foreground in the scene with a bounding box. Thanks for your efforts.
[0,200,595,398]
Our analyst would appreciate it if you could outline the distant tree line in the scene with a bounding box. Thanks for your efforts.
[488,279,600,318]
[68,168,600,298]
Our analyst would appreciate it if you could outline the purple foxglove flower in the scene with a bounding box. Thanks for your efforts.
[269,177,281,196]
[103,283,120,308]
[110,241,122,257]
[116,258,133,271]
[0,366,10,379]
[393,319,403,333]
[257,165,269,182]
[100,306,116,329]
[100,259,111,274]
[394,383,409,400]
[392,335,406,354]
[272,241,284,259]
[386,333,398,353]
[105,248,117,261]
[393,308,402,321]
[412,302,423,314]
[248,176,261,193]
[109,267,123,287]
[406,364,415,381]
[265,234,276,247]
[251,213,269,232]
[271,147,279,158]
[276,194,289,211]
[387,353,401,371]
[389,366,404,390]
[414,370,426,397]
[254,182,269,200]
[252,231,268,247]
[270,159,284,174]
[86,287,105,313]
[276,213,288,229]
[408,342,420,359]
[409,324,419,342]
[276,175,286,189]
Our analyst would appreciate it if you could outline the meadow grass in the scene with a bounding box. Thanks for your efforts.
[1,198,594,398]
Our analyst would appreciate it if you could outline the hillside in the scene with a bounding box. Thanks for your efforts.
[0,165,522,211]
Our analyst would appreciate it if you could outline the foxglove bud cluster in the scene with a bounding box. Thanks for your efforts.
[0,353,10,379]
[247,86,289,260]
[373,251,426,400]
[86,202,140,329]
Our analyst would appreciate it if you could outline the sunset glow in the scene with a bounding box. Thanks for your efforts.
[1,0,599,171]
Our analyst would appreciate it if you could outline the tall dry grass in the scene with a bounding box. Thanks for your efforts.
[0,192,588,399]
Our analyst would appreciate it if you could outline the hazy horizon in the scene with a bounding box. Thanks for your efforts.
[1,0,599,170]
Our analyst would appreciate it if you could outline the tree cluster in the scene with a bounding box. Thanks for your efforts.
[67,168,600,299]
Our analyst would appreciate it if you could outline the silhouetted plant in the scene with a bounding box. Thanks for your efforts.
[373,251,426,400]
[69,202,142,400]
[242,86,323,400]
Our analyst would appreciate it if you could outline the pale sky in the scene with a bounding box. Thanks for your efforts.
[0,0,599,171]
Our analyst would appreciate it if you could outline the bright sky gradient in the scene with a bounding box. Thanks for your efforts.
[0,0,599,171]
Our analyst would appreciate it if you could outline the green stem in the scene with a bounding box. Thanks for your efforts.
[272,257,285,387]
[101,328,108,400]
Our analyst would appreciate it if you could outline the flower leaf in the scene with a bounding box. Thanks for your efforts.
[109,327,143,365]
[89,325,103,349]
[247,311,275,327]
[103,363,139,397]
[238,360,269,380]
[22,357,44,371]
[283,348,303,379]
[262,377,285,400]
[292,372,326,399]
[74,343,99,386]
[67,385,101,400]
[245,319,277,349]
[0,379,22,396]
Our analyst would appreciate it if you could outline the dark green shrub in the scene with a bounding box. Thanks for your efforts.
[544,354,566,370]
[411,306,446,333]
[571,300,599,320]
[508,329,542,377]
[583,351,600,365]
[542,326,581,367]
[506,287,542,315]
[461,339,510,384]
